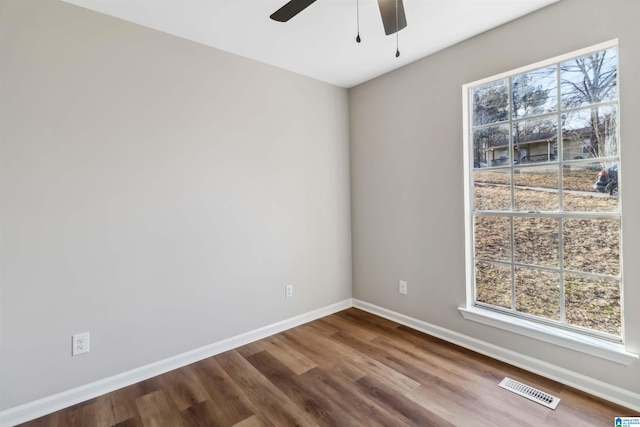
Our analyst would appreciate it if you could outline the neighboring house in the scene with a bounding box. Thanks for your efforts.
[481,125,613,167]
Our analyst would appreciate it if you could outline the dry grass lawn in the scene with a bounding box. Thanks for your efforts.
[473,167,620,335]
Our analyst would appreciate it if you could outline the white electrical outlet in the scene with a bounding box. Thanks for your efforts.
[72,332,90,356]
[399,280,408,295]
[285,284,293,298]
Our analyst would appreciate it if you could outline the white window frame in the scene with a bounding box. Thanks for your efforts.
[460,39,637,365]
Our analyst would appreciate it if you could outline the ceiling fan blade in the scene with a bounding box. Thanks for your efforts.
[270,0,318,22]
[377,0,407,35]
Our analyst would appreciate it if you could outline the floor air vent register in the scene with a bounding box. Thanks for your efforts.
[498,377,561,410]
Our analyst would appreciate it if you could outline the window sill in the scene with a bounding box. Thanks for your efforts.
[458,306,638,365]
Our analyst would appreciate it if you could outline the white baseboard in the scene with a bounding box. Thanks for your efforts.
[352,299,640,413]
[0,299,353,427]
[4,297,638,426]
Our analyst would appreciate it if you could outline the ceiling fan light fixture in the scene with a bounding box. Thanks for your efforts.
[377,0,407,35]
[355,0,361,43]
[270,0,317,22]
[395,0,400,57]
[270,0,408,55]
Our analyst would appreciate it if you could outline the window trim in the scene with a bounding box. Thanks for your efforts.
[461,39,637,362]
[458,306,637,365]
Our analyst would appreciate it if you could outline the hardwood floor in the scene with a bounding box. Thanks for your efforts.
[19,308,635,426]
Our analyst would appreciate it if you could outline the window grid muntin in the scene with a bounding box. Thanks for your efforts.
[469,43,621,340]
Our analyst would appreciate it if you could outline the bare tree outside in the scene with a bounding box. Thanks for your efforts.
[561,47,618,159]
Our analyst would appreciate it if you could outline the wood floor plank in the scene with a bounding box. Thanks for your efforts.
[112,416,144,427]
[189,357,256,426]
[393,323,564,394]
[406,383,490,427]
[15,308,636,427]
[392,324,509,383]
[337,310,505,390]
[147,366,210,412]
[215,350,320,427]
[107,383,148,425]
[469,390,550,427]
[258,336,317,375]
[355,374,456,427]
[543,387,633,426]
[336,318,566,418]
[245,350,359,426]
[335,308,405,335]
[283,326,421,395]
[277,328,368,383]
[54,399,94,427]
[292,317,340,337]
[316,314,380,341]
[233,341,264,358]
[230,414,273,427]
[298,366,408,427]
[135,390,185,427]
[79,396,116,427]
[370,332,499,399]
[333,329,479,402]
[179,399,226,427]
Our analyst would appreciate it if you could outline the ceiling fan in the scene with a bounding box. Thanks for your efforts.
[270,0,407,36]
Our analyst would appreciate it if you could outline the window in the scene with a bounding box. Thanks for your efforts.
[462,41,623,345]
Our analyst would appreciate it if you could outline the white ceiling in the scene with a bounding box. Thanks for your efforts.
[62,0,558,88]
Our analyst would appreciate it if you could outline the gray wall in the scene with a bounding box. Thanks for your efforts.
[0,0,351,409]
[350,0,640,396]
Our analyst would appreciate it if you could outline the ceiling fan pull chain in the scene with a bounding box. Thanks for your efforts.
[395,0,400,57]
[356,0,361,43]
